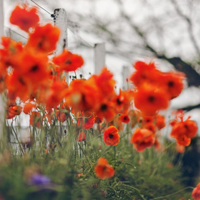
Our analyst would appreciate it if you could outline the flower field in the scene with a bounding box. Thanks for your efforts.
[0,3,199,200]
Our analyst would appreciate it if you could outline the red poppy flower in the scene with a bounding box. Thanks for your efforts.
[175,144,185,153]
[89,67,116,101]
[96,101,116,122]
[145,123,156,134]
[184,119,198,138]
[170,118,197,146]
[160,71,185,99]
[142,115,154,125]
[77,132,86,142]
[6,105,22,119]
[6,70,30,102]
[77,111,95,129]
[26,24,60,53]
[130,128,154,152]
[130,61,161,87]
[52,50,84,72]
[119,114,130,123]
[45,80,68,109]
[23,102,36,114]
[17,50,49,85]
[94,157,115,180]
[0,37,23,69]
[65,79,99,112]
[103,126,120,146]
[192,183,200,200]
[134,84,169,116]
[155,114,165,130]
[10,5,39,32]
[176,134,191,146]
[112,90,134,113]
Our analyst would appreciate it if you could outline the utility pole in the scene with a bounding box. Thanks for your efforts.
[94,43,105,74]
[53,8,69,84]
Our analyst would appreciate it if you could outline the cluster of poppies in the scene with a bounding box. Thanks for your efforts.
[1,4,198,185]
[170,110,197,146]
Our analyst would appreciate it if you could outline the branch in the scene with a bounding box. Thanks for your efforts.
[115,0,200,87]
[179,103,200,112]
[170,0,200,58]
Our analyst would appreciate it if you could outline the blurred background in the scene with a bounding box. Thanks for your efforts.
[3,0,200,130]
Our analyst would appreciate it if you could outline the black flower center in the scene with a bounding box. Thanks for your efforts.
[148,96,155,102]
[101,104,107,111]
[109,134,114,139]
[65,60,72,65]
[30,65,39,72]
[116,98,122,105]
[168,81,174,87]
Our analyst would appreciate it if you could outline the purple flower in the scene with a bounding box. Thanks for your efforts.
[30,174,51,185]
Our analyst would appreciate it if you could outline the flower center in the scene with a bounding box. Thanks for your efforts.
[109,134,114,139]
[168,81,174,87]
[148,96,155,102]
[30,65,39,72]
[101,104,107,111]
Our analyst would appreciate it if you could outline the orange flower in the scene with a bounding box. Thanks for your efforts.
[77,111,95,129]
[142,115,154,125]
[112,90,134,113]
[23,102,36,114]
[0,37,23,68]
[77,132,86,142]
[119,114,130,123]
[160,72,185,99]
[184,119,198,138]
[89,67,116,101]
[6,104,22,119]
[176,134,191,147]
[53,50,84,72]
[94,157,115,180]
[6,70,30,101]
[130,61,161,87]
[10,5,39,32]
[65,79,98,112]
[26,24,60,53]
[45,80,68,109]
[103,126,120,146]
[145,123,156,134]
[192,183,200,200]
[0,61,7,92]
[175,144,185,153]
[155,114,165,130]
[17,50,49,85]
[134,84,169,116]
[130,128,154,152]
[96,101,116,122]
[170,118,197,146]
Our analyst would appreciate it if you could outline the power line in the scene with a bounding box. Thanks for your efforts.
[30,0,94,48]
[67,26,94,48]
[30,0,54,17]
